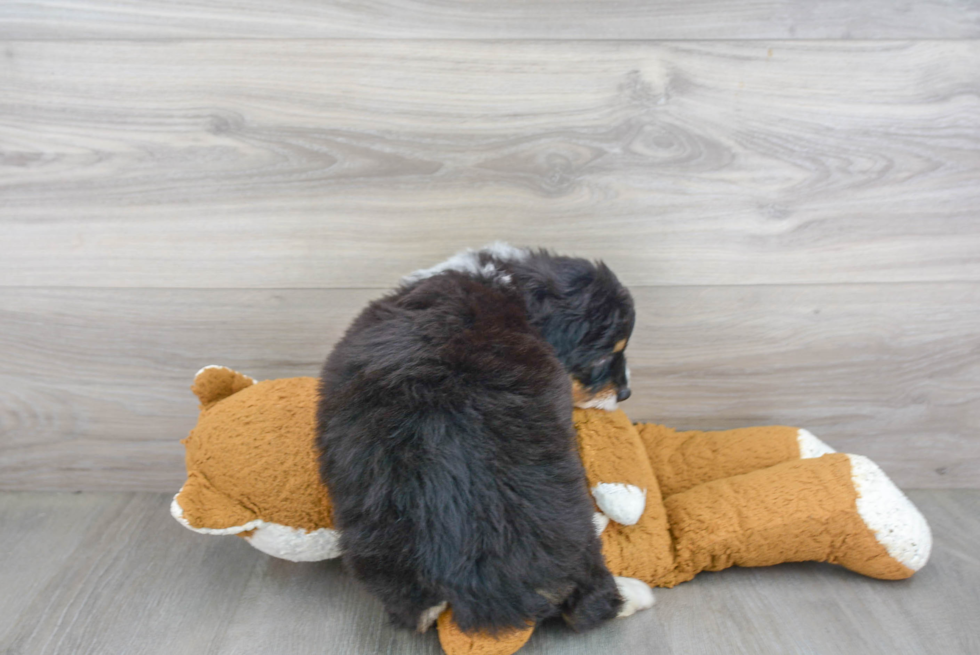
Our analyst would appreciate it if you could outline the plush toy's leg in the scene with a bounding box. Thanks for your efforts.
[635,422,835,497]
[661,453,931,584]
[436,608,534,655]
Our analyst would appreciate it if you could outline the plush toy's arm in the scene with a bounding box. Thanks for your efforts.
[573,409,655,526]
[634,422,836,497]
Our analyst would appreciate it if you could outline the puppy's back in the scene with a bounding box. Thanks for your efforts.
[316,273,603,632]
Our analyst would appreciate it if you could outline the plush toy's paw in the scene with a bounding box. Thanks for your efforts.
[797,429,836,458]
[848,454,932,573]
[614,576,655,618]
[591,483,646,526]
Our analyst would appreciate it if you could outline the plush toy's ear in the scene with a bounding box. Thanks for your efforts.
[436,608,534,655]
[191,365,256,409]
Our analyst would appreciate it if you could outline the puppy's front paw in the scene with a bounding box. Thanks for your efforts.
[614,576,654,618]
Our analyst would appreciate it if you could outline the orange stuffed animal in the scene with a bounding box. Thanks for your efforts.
[173,366,931,655]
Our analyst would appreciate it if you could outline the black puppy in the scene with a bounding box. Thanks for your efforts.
[316,244,650,635]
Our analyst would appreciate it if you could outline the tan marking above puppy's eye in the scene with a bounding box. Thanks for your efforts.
[613,339,627,353]
[571,378,591,404]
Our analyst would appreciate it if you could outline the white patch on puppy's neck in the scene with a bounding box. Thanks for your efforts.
[574,393,619,411]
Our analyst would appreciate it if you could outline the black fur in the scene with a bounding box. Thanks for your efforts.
[316,248,635,634]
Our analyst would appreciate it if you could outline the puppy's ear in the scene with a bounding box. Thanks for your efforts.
[515,263,559,319]
[563,266,597,297]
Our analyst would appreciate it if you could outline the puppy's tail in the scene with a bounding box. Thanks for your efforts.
[191,365,256,410]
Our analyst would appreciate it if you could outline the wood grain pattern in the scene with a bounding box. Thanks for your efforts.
[1,491,977,654]
[217,548,441,655]
[0,492,131,641]
[2,40,979,288]
[2,0,979,40]
[0,493,261,655]
[2,284,976,491]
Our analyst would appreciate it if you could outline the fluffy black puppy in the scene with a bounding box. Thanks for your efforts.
[316,245,639,635]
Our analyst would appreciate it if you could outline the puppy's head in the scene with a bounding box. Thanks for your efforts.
[511,251,635,410]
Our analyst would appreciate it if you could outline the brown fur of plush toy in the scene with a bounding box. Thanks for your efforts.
[173,367,931,655]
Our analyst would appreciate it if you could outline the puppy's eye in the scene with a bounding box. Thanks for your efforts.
[593,355,613,369]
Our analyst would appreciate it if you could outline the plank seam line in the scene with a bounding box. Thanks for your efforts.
[2,37,980,44]
[1,280,978,293]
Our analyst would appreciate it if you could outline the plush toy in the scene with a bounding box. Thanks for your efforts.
[172,366,932,655]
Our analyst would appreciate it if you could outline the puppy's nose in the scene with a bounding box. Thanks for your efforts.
[616,387,631,402]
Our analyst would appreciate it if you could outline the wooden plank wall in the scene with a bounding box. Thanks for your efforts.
[1,2,978,490]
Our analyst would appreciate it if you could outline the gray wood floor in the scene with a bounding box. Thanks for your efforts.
[1,490,977,655]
